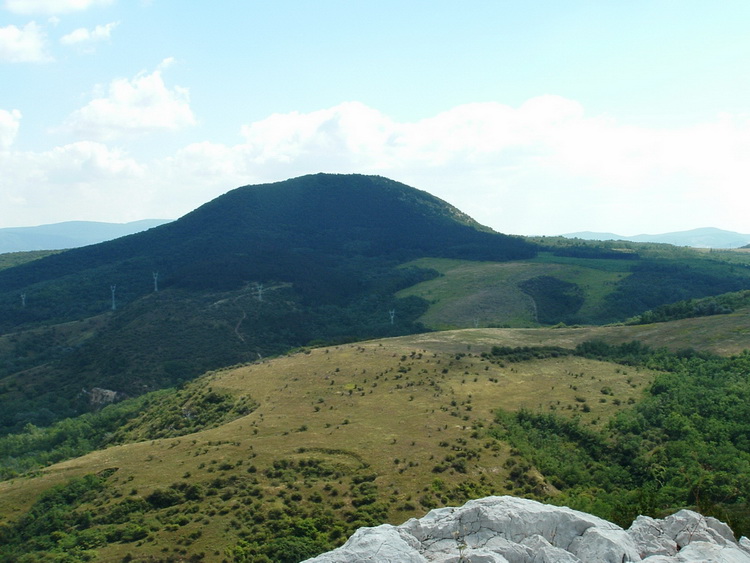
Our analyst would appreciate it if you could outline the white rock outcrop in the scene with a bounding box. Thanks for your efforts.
[304,496,750,563]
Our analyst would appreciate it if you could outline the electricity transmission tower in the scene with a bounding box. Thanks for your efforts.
[111,285,117,311]
[153,272,159,292]
[389,309,396,324]
[20,293,26,308]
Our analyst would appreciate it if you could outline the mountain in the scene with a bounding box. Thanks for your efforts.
[0,174,534,307]
[562,227,750,248]
[0,174,537,433]
[0,219,172,253]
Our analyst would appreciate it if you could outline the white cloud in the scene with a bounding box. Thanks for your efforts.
[239,102,397,168]
[61,60,196,140]
[4,0,112,15]
[60,20,117,46]
[0,108,21,148]
[0,21,51,62]
[0,141,146,225]
[4,98,750,235]
[165,99,750,235]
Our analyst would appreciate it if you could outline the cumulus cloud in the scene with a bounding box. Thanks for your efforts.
[60,21,117,46]
[166,98,750,235]
[235,97,587,171]
[61,59,196,140]
[0,21,51,62]
[239,102,397,168]
[0,141,146,225]
[0,108,21,148]
[4,97,750,235]
[3,0,112,15]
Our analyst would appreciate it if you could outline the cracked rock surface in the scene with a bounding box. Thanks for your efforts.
[304,496,750,562]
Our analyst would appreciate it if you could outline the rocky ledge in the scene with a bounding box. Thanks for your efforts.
[305,496,750,562]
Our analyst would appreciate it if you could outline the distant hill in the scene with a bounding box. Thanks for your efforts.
[0,173,535,325]
[0,219,172,253]
[562,227,750,248]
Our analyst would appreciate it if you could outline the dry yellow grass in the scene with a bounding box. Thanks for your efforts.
[0,329,663,560]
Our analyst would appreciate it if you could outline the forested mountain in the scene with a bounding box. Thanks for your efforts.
[0,174,536,433]
[0,173,535,327]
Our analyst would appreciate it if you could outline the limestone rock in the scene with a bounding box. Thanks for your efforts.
[304,496,750,563]
[87,387,122,407]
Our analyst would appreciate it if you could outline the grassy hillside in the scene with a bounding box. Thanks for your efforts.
[399,247,750,328]
[2,313,750,561]
[397,256,626,328]
[0,333,657,561]
[400,305,750,357]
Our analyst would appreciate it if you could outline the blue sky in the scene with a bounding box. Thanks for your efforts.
[1,0,749,236]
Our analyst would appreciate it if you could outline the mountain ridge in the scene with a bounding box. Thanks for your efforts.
[0,219,172,254]
[562,226,750,248]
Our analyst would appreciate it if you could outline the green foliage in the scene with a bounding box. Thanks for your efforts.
[0,250,59,271]
[549,245,638,261]
[530,240,750,324]
[492,344,750,534]
[0,377,256,479]
[573,339,654,364]
[487,345,573,363]
[0,394,155,480]
[109,379,256,442]
[0,473,107,561]
[519,276,585,324]
[597,260,750,323]
[629,289,750,324]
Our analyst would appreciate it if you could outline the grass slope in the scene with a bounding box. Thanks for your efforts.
[397,257,626,328]
[0,332,658,561]
[400,306,750,357]
[398,253,750,332]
